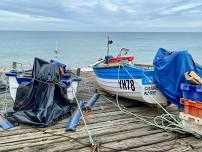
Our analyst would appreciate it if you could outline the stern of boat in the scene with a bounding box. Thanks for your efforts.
[5,71,19,101]
[140,84,168,106]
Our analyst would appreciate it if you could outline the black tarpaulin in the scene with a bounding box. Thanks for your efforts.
[6,58,76,127]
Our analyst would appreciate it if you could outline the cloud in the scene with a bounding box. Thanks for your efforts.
[160,2,202,15]
[0,0,201,31]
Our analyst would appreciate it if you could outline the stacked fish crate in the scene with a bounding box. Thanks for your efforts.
[180,83,202,135]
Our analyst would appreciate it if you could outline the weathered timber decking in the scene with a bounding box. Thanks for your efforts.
[0,71,202,152]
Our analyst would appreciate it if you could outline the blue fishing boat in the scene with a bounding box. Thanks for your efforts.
[92,38,168,106]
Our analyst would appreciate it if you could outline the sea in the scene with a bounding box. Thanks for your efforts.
[0,31,202,69]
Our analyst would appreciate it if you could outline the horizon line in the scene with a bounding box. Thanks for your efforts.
[0,30,202,33]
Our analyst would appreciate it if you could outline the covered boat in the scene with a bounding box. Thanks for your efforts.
[92,39,168,106]
[5,58,80,101]
[5,58,80,127]
[153,48,202,107]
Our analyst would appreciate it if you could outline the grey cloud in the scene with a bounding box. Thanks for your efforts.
[0,0,201,31]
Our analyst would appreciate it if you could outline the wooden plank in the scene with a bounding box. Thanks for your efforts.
[0,99,178,137]
[95,132,176,152]
[12,126,165,152]
[69,132,176,152]
[4,121,145,143]
[0,123,149,151]
[0,107,148,133]
[0,117,142,141]
[0,71,195,152]
[43,128,164,152]
[166,136,202,152]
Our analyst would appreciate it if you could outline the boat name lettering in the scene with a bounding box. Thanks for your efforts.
[144,91,156,95]
[118,79,135,91]
[144,86,158,90]
[144,86,157,95]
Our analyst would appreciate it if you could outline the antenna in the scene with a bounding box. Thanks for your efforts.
[107,36,113,56]
[54,42,58,59]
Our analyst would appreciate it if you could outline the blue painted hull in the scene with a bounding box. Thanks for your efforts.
[5,69,78,101]
[93,65,154,85]
[5,70,32,84]
[92,64,167,105]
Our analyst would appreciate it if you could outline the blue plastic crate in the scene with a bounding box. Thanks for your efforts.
[181,83,202,102]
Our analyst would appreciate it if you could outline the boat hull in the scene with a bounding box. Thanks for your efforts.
[6,74,79,101]
[93,65,167,106]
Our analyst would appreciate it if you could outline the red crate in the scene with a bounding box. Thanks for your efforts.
[180,98,202,118]
[197,102,202,119]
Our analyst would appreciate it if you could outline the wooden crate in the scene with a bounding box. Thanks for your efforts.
[179,112,202,136]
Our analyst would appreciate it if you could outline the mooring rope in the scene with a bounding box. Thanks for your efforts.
[121,65,178,122]
[72,87,94,144]
[0,85,9,113]
[101,63,199,137]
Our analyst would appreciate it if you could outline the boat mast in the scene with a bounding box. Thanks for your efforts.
[107,36,110,56]
[107,36,113,56]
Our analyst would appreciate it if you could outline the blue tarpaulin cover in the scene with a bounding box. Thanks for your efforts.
[153,48,202,107]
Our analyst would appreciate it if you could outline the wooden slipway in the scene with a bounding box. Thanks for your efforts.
[0,71,202,152]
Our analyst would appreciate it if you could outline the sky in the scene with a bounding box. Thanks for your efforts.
[0,0,202,32]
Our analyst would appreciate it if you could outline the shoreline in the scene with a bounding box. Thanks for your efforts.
[0,66,93,72]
